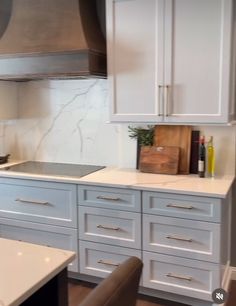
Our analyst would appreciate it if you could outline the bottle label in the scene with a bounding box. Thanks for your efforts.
[198,160,204,172]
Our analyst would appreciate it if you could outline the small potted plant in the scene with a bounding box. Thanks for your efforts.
[128,125,154,169]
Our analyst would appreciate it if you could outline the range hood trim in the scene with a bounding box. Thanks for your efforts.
[0,50,106,81]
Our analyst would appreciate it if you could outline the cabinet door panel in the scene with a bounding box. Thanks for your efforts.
[79,206,141,248]
[143,251,220,301]
[79,241,141,280]
[0,178,77,227]
[142,191,221,222]
[78,185,141,212]
[143,215,220,262]
[165,0,232,123]
[107,0,164,122]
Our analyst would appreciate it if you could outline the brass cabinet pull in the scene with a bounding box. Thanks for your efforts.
[166,235,193,242]
[97,224,120,231]
[97,259,119,267]
[164,85,170,117]
[166,273,192,282]
[166,204,194,210]
[158,85,164,116]
[96,195,120,201]
[15,198,49,205]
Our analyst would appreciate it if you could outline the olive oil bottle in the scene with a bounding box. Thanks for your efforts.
[207,136,215,177]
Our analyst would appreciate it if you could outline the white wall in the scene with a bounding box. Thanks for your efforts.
[0,79,235,176]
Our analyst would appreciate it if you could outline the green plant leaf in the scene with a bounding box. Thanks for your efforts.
[128,125,154,146]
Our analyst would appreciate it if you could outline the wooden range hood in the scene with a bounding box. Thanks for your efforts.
[0,0,106,80]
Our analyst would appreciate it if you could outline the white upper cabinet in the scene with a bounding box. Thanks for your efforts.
[106,0,235,124]
[164,0,233,124]
[106,0,164,122]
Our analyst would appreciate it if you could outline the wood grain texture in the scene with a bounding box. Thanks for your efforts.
[154,126,192,174]
[139,146,180,175]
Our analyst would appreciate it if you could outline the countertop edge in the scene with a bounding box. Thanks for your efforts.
[0,161,234,198]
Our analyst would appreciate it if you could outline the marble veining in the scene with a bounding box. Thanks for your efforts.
[33,80,99,159]
[2,79,136,168]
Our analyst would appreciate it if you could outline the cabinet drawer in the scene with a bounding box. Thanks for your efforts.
[0,178,77,227]
[143,252,220,301]
[143,191,221,222]
[0,217,78,272]
[79,206,141,249]
[80,240,142,281]
[78,185,141,212]
[143,215,220,262]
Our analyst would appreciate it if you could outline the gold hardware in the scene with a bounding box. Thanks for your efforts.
[164,85,170,117]
[166,235,193,242]
[15,198,49,205]
[97,225,120,231]
[97,259,119,267]
[97,196,120,201]
[158,85,163,116]
[166,273,192,281]
[166,204,194,210]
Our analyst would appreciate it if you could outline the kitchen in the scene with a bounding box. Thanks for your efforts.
[0,0,235,306]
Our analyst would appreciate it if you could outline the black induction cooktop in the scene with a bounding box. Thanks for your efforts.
[3,161,104,178]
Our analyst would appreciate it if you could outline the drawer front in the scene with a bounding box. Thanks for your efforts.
[143,252,220,301]
[79,206,141,249]
[0,217,78,272]
[143,215,220,262]
[0,178,77,227]
[78,185,141,212]
[80,240,142,282]
[143,191,221,222]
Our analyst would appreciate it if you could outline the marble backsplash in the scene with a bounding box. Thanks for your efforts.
[0,79,235,175]
[0,79,136,168]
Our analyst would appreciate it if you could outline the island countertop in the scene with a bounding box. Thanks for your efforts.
[0,161,234,198]
[0,238,75,306]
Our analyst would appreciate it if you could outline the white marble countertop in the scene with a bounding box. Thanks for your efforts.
[78,167,235,198]
[0,238,75,306]
[0,161,234,198]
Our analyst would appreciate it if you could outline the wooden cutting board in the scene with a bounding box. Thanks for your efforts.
[154,125,192,174]
[139,146,180,175]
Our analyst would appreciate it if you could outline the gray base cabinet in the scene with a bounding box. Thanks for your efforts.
[0,178,231,305]
[142,191,231,301]
[77,184,231,305]
[78,185,142,278]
